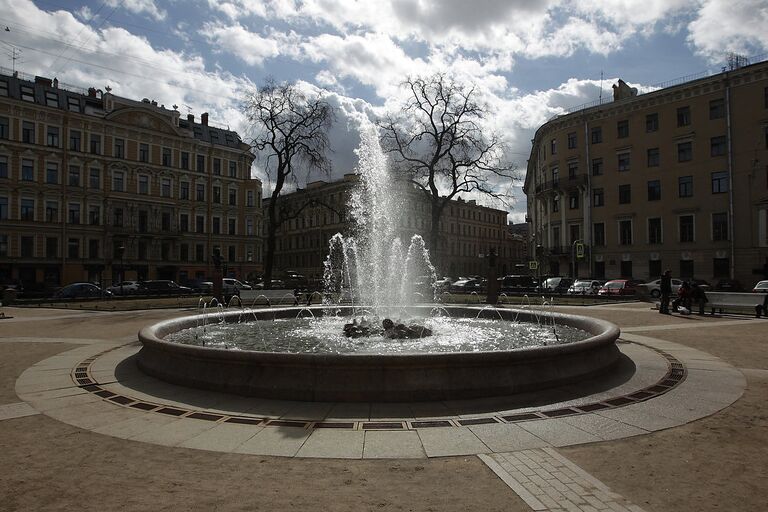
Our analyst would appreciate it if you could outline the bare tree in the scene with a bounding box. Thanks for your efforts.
[379,73,516,271]
[244,80,335,288]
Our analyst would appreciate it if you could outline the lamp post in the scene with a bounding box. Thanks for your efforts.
[116,244,125,296]
[212,247,223,303]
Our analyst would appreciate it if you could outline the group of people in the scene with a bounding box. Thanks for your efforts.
[658,270,708,315]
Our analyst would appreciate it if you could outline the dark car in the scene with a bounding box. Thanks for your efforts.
[714,279,744,292]
[449,278,485,294]
[141,280,193,295]
[498,275,538,294]
[53,283,113,299]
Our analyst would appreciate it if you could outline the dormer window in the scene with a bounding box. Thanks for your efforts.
[45,91,58,107]
[67,96,80,112]
[20,85,35,102]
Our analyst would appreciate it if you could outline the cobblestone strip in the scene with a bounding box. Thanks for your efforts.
[479,448,648,512]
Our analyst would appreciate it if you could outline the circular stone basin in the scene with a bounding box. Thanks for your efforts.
[137,306,621,402]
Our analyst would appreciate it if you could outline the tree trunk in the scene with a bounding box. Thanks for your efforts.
[429,200,444,274]
[263,187,281,290]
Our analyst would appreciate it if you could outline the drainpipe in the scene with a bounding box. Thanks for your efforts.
[725,78,735,280]
[584,118,592,278]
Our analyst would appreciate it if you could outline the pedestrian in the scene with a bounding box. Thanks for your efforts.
[659,270,672,314]
[691,282,708,315]
[673,281,692,313]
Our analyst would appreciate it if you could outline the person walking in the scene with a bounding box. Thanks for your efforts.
[660,270,672,314]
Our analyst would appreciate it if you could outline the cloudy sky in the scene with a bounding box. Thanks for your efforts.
[2,0,767,221]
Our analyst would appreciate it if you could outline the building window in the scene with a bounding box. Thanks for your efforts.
[67,238,79,259]
[711,171,728,193]
[713,258,729,278]
[591,126,602,144]
[139,143,149,162]
[0,234,6,257]
[138,175,149,195]
[247,190,254,207]
[593,188,604,207]
[46,126,59,147]
[0,155,6,178]
[617,152,630,172]
[0,116,8,139]
[228,188,237,206]
[212,217,221,234]
[113,208,123,227]
[138,211,148,233]
[181,151,189,170]
[162,147,172,166]
[46,163,59,184]
[647,180,661,201]
[246,217,254,235]
[21,159,34,181]
[678,175,693,197]
[677,142,692,162]
[161,212,171,231]
[213,158,221,175]
[710,136,726,157]
[113,171,125,192]
[45,201,58,222]
[552,195,559,213]
[22,121,35,144]
[20,236,34,258]
[68,166,80,187]
[213,186,221,204]
[67,97,80,112]
[196,154,205,172]
[90,134,101,154]
[567,132,576,149]
[709,98,725,119]
[569,193,579,209]
[21,198,35,220]
[619,220,632,245]
[617,120,629,138]
[679,215,695,242]
[88,239,100,259]
[69,130,81,151]
[196,184,205,201]
[677,106,691,127]
[648,217,662,244]
[0,80,7,96]
[551,167,559,186]
[0,197,9,219]
[114,138,125,158]
[647,147,660,167]
[20,85,35,102]
[180,214,189,232]
[196,244,205,262]
[89,168,100,189]
[567,162,578,179]
[228,245,236,262]
[68,203,80,224]
[180,181,190,200]
[138,240,148,259]
[88,205,100,225]
[228,218,236,235]
[161,178,171,197]
[46,237,58,258]
[618,184,631,204]
[712,212,728,241]
[229,161,237,178]
[196,215,205,233]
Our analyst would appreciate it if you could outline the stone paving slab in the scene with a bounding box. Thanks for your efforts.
[178,422,263,452]
[234,426,311,457]
[0,401,40,421]
[362,430,426,459]
[297,429,365,458]
[417,426,490,457]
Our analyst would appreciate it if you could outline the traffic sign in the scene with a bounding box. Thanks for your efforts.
[528,261,538,270]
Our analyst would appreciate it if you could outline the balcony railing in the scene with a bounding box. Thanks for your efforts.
[534,174,588,194]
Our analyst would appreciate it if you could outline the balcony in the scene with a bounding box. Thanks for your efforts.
[534,174,588,194]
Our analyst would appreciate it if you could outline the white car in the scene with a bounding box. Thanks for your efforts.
[640,278,683,298]
[223,278,252,290]
[752,280,768,293]
[567,280,604,295]
[106,280,146,295]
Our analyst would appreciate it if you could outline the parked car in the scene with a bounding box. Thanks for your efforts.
[598,279,642,296]
[714,279,744,292]
[223,278,252,290]
[182,279,214,293]
[539,277,574,294]
[141,280,193,295]
[106,280,146,296]
[253,279,286,289]
[640,278,683,298]
[449,278,485,294]
[498,275,539,294]
[567,279,605,295]
[752,280,768,293]
[53,283,113,299]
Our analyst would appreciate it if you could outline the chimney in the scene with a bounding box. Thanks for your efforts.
[201,112,208,126]
[53,78,58,89]
[187,114,194,123]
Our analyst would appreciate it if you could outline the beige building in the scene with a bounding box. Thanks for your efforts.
[0,70,263,293]
[524,59,768,286]
[266,174,522,281]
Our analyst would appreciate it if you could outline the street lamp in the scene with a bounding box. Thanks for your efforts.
[116,244,125,296]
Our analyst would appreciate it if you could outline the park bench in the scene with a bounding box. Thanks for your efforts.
[705,292,767,316]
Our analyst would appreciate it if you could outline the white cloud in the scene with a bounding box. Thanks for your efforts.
[202,22,291,66]
[687,0,768,60]
[106,0,166,21]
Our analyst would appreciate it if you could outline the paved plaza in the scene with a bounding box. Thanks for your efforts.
[1,302,766,511]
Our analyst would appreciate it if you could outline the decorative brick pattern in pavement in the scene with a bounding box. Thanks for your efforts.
[479,448,648,512]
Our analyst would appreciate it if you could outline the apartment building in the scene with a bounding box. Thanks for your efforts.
[0,70,263,292]
[266,174,522,280]
[524,59,768,285]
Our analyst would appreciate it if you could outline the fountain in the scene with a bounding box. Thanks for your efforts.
[137,122,620,402]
